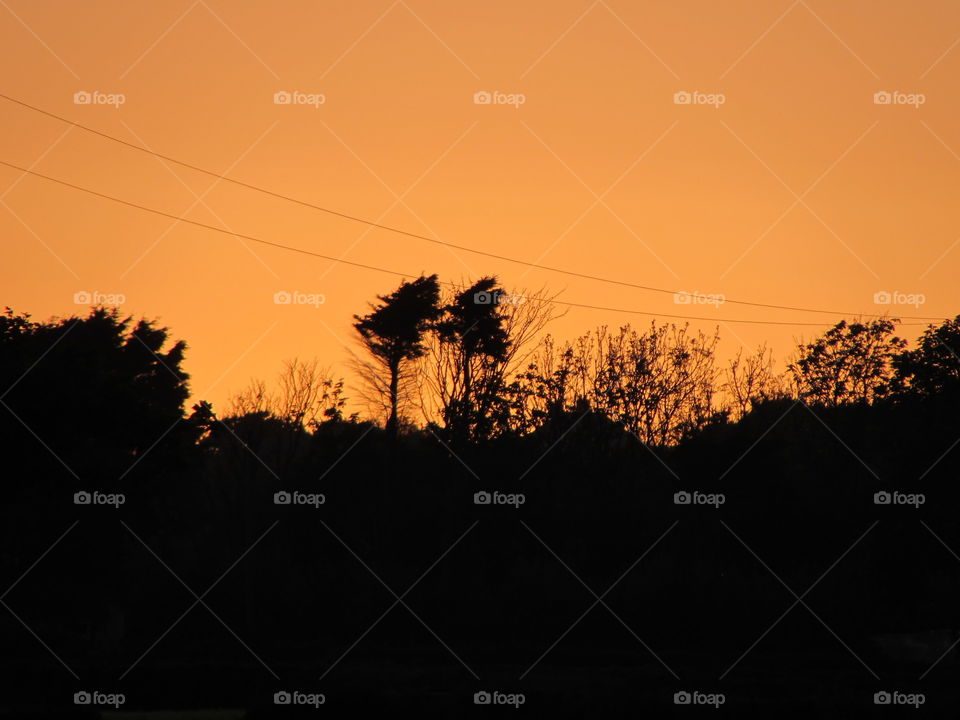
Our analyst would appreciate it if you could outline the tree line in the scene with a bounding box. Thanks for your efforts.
[3,279,959,450]
[232,274,960,445]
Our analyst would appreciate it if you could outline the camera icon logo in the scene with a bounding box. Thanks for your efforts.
[73,691,91,705]
[473,91,491,105]
[73,91,92,105]
[274,690,291,704]
[673,491,691,505]
[73,291,92,304]
[274,91,292,105]
[874,491,891,505]
[474,491,491,505]
[873,290,891,305]
[274,491,292,505]
[473,291,499,305]
[273,291,292,305]
[674,691,691,705]
[474,691,491,704]
[874,691,891,705]
[674,91,692,105]
[74,491,92,505]
[873,91,892,105]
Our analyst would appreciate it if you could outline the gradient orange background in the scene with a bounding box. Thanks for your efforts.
[2,0,958,413]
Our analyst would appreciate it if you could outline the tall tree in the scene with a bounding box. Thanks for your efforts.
[419,285,562,438]
[892,315,960,399]
[353,275,441,435]
[0,306,202,660]
[788,318,905,406]
[432,277,510,440]
[0,306,196,485]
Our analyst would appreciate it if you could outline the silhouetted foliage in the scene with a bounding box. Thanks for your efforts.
[892,314,960,399]
[788,318,905,406]
[353,275,441,436]
[723,343,787,420]
[0,306,198,485]
[507,322,725,445]
[432,277,510,441]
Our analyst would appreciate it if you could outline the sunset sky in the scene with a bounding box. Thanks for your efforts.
[2,0,958,412]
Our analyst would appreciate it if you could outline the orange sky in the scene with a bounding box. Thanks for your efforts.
[2,0,958,414]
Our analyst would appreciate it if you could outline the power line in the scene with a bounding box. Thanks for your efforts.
[0,92,944,322]
[3,157,934,327]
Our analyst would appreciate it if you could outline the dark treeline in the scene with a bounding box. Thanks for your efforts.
[2,278,960,717]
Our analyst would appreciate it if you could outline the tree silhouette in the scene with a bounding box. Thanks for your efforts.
[892,314,960,399]
[433,277,510,440]
[723,343,786,420]
[353,275,441,436]
[0,306,203,671]
[788,318,905,406]
[0,306,196,485]
[506,322,723,444]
